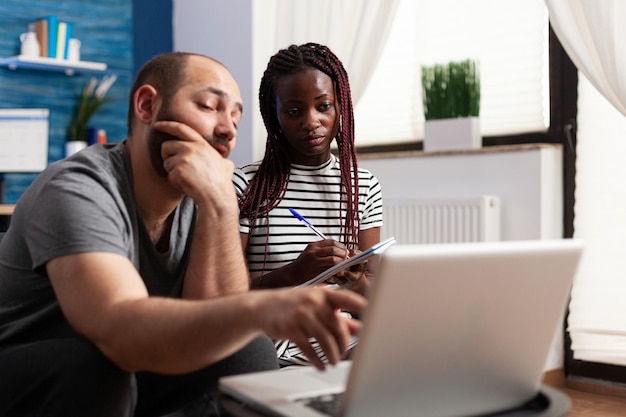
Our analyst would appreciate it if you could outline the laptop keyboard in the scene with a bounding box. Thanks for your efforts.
[297,392,343,417]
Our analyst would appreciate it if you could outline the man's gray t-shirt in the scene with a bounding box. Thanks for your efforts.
[0,142,195,346]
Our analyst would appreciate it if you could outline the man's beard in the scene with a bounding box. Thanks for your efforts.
[148,123,177,179]
[148,107,230,179]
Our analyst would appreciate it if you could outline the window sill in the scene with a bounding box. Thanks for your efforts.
[358,143,563,160]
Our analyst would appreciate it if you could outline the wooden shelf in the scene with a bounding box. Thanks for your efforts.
[0,55,107,76]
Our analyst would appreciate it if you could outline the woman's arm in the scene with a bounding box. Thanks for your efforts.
[359,226,382,275]
[337,227,382,296]
[245,236,351,289]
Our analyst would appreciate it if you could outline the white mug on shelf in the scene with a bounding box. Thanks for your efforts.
[65,140,87,157]
[20,32,40,57]
[67,38,81,62]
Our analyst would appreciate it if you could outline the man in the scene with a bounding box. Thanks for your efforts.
[0,52,365,417]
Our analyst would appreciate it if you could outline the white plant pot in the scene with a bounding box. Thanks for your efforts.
[424,117,481,152]
[65,141,87,157]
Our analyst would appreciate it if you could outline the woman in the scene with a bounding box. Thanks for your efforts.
[235,42,383,290]
[234,42,383,366]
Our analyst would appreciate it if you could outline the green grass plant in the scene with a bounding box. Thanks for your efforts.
[422,59,480,120]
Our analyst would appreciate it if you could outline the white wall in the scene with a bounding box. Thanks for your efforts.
[360,144,564,242]
[173,0,255,167]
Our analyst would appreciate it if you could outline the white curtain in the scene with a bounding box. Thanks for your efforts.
[546,0,626,116]
[545,0,626,366]
[251,0,400,160]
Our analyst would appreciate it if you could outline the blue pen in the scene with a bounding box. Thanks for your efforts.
[289,208,328,240]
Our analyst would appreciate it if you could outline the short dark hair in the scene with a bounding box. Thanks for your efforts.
[126,52,223,135]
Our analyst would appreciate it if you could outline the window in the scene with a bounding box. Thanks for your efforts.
[565,72,626,384]
[354,0,550,148]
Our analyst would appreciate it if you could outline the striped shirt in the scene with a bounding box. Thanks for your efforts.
[233,153,383,280]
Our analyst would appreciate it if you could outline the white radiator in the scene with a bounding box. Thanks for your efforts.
[381,196,501,244]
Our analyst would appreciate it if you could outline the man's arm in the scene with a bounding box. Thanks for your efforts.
[182,203,249,298]
[47,252,365,373]
[156,120,250,298]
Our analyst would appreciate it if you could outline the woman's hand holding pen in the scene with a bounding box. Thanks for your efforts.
[290,240,351,283]
[326,248,372,297]
[286,209,374,295]
[292,243,371,296]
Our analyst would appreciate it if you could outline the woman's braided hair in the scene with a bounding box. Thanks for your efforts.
[238,43,360,251]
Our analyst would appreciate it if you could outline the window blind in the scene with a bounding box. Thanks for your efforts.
[354,0,550,147]
[569,74,626,366]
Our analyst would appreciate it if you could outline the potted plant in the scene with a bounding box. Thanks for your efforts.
[421,59,480,151]
[66,74,116,157]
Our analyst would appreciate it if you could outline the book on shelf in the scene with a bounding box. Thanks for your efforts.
[31,16,73,60]
[56,21,73,60]
[33,18,48,57]
[42,15,57,58]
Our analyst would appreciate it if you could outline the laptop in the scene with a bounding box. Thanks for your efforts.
[219,239,583,417]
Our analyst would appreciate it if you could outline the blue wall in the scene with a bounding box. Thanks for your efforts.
[0,0,134,203]
[133,0,172,76]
